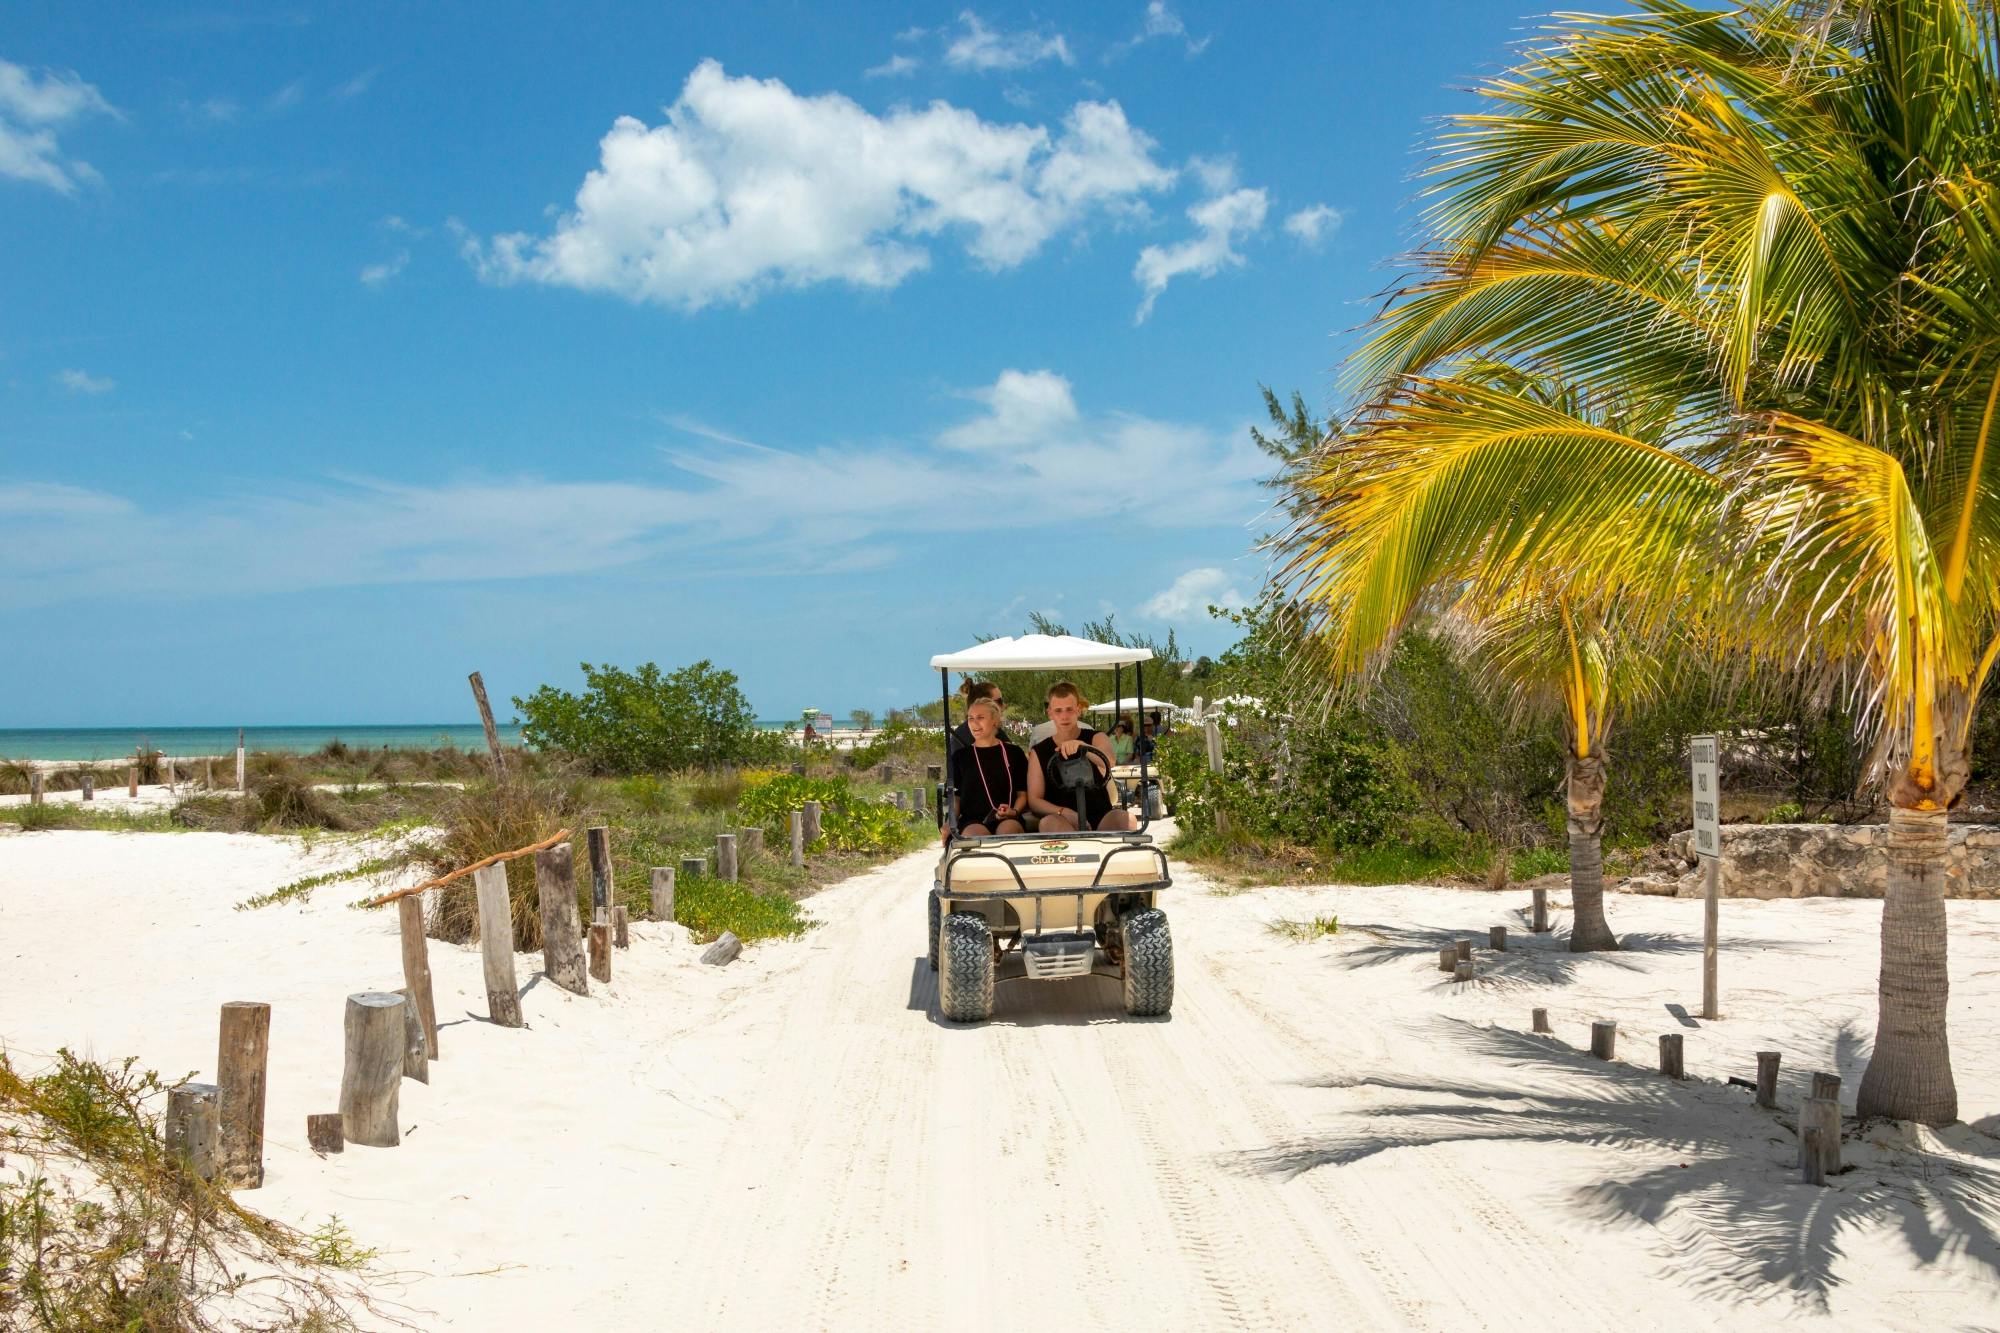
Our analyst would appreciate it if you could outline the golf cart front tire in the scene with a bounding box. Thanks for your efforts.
[939,911,995,1023]
[1121,907,1174,1017]
[927,891,941,971]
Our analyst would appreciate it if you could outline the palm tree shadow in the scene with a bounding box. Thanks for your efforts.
[1236,1019,2000,1313]
[1335,923,1786,994]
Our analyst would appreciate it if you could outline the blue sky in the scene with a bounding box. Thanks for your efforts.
[2,1,1527,725]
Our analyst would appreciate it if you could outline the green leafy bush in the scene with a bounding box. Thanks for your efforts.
[513,660,763,772]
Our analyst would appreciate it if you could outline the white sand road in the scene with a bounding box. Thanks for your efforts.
[3,827,2000,1330]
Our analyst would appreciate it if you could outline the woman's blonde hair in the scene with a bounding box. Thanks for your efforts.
[966,697,1003,723]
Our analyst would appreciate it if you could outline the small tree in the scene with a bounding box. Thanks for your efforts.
[513,661,759,772]
[849,708,877,732]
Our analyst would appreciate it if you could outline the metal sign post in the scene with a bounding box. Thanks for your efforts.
[1692,735,1721,1019]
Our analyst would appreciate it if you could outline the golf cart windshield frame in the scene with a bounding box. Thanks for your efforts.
[938,657,1156,843]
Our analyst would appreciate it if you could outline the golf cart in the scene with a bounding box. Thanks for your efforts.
[928,634,1175,1023]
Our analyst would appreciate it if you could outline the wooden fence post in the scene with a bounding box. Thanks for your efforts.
[586,825,613,924]
[1658,1034,1684,1080]
[235,728,246,792]
[307,1113,344,1154]
[741,826,764,858]
[1800,1097,1841,1181]
[1755,1051,1781,1109]
[204,757,214,788]
[1532,1007,1552,1034]
[649,866,675,922]
[1489,926,1507,952]
[28,770,43,805]
[926,764,942,784]
[80,773,92,801]
[1203,716,1228,835]
[589,923,612,983]
[166,1083,221,1179]
[164,758,176,788]
[680,855,705,883]
[467,670,507,777]
[397,897,439,1059]
[1531,886,1549,932]
[533,843,590,996]
[1590,1021,1617,1060]
[879,762,893,783]
[716,832,738,882]
[1454,940,1473,964]
[612,904,629,948]
[473,864,523,1028]
[216,1001,270,1188]
[127,766,138,797]
[1811,1071,1842,1103]
[893,791,907,812]
[701,932,742,966]
[338,992,405,1147]
[1453,960,1474,983]
[394,988,428,1084]
[1438,947,1456,973]
[790,812,805,868]
[803,800,823,847]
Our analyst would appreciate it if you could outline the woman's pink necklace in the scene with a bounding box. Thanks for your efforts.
[971,742,1011,815]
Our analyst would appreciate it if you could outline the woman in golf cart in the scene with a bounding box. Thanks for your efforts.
[946,696,1028,839]
[1028,681,1136,833]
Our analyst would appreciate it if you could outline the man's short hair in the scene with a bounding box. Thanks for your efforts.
[1046,681,1084,705]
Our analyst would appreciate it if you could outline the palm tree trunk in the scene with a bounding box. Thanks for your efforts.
[1856,803,1958,1124]
[1565,751,1619,951]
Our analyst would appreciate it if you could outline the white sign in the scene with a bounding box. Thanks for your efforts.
[1691,734,1719,859]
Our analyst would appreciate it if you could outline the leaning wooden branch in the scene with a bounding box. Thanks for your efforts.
[363,829,572,908]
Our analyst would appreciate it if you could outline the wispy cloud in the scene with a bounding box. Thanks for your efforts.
[1133,186,1269,321]
[1110,2,1211,60]
[332,66,380,100]
[54,368,115,395]
[1141,566,1243,620]
[0,58,115,194]
[265,80,306,113]
[943,11,1073,71]
[1283,203,1342,248]
[174,95,241,126]
[359,251,409,286]
[864,53,919,79]
[471,61,1175,312]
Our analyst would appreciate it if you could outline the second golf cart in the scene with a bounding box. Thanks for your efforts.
[927,633,1175,1023]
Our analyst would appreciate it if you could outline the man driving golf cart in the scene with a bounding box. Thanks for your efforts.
[928,633,1174,1023]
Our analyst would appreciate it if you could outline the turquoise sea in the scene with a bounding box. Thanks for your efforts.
[0,720,847,761]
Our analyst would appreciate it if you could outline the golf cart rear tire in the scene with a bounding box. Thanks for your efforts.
[927,892,941,971]
[1121,908,1174,1017]
[939,912,995,1023]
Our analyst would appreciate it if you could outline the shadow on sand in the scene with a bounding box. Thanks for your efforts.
[1231,1018,2000,1312]
[905,956,1158,1029]
[1334,922,1781,993]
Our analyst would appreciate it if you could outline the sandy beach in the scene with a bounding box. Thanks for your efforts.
[2,823,1997,1329]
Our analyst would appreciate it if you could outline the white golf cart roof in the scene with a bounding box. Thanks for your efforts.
[931,634,1154,671]
[1087,696,1181,714]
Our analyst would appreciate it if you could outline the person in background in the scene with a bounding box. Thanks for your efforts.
[946,697,1027,839]
[1134,721,1158,763]
[1111,719,1135,764]
[1027,682,1135,833]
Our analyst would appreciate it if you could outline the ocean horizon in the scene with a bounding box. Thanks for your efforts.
[0,719,860,761]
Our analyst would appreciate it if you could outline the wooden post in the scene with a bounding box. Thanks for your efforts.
[1811,1071,1842,1103]
[701,931,742,966]
[649,866,675,922]
[467,670,507,776]
[1438,947,1456,973]
[1454,939,1473,964]
[789,811,805,868]
[586,825,613,924]
[1701,851,1721,1020]
[1800,1097,1841,1181]
[1488,926,1507,952]
[611,904,629,948]
[1659,1034,1684,1080]
[1531,885,1549,933]
[236,728,246,791]
[533,843,590,996]
[741,826,764,858]
[893,790,907,812]
[926,764,942,784]
[338,992,405,1147]
[204,757,214,788]
[80,772,92,801]
[397,897,439,1059]
[473,864,523,1028]
[1755,1051,1781,1109]
[166,1082,221,1179]
[589,923,612,983]
[879,762,893,783]
[216,1001,270,1188]
[680,855,705,883]
[1453,960,1474,983]
[1532,1007,1552,1034]
[307,1112,344,1154]
[1204,716,1228,835]
[716,832,738,882]
[394,987,428,1084]
[127,766,138,797]
[791,762,806,776]
[27,770,42,805]
[164,757,176,788]
[1590,1021,1617,1060]
[803,800,823,846]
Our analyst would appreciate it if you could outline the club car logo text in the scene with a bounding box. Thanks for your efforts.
[1027,840,1099,866]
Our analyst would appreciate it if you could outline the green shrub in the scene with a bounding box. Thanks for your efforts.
[1509,846,1569,879]
[738,774,849,830]
[670,871,813,943]
[513,660,764,772]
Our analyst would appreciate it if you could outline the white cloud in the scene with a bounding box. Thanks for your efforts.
[471,61,1175,311]
[1113,2,1211,58]
[0,368,1268,608]
[333,67,380,100]
[1283,203,1342,248]
[175,95,240,125]
[360,251,409,286]
[55,368,115,395]
[943,12,1073,72]
[865,54,919,79]
[1141,567,1243,620]
[0,58,113,194]
[1132,186,1268,321]
[266,80,306,112]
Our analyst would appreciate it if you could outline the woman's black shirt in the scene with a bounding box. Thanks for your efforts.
[950,740,1029,829]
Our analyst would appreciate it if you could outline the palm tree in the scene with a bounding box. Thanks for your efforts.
[1308,0,2000,1123]
[1280,376,1719,951]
